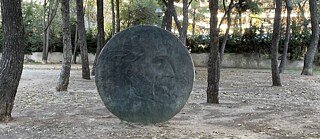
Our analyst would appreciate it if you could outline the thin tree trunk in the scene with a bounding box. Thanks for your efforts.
[115,0,120,32]
[220,0,234,62]
[0,0,25,122]
[161,10,168,29]
[45,20,50,59]
[238,11,242,36]
[207,0,220,104]
[301,0,319,75]
[271,0,282,86]
[42,0,58,64]
[72,24,78,64]
[111,0,115,35]
[56,0,73,91]
[297,1,308,28]
[179,0,188,45]
[218,0,228,30]
[76,0,90,80]
[279,0,292,73]
[44,3,52,63]
[172,8,182,37]
[42,0,48,64]
[86,3,91,30]
[165,0,174,31]
[92,0,105,76]
[192,8,196,36]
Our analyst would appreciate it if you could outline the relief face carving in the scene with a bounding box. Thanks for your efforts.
[96,25,194,124]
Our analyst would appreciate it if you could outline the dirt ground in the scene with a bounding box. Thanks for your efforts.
[0,64,319,139]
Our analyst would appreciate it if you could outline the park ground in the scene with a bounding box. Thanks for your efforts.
[0,64,320,139]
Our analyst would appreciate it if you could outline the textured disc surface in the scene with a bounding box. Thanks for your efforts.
[95,25,194,124]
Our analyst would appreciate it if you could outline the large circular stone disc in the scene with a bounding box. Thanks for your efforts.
[95,25,194,124]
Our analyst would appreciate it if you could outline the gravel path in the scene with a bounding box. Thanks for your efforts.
[0,64,319,138]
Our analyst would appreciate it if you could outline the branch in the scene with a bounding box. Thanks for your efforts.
[162,0,168,7]
[218,0,235,29]
[44,0,59,31]
[172,7,182,35]
[187,0,193,8]
[285,0,292,9]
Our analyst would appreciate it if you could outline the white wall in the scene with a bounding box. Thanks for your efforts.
[0,52,310,69]
[24,52,96,64]
[191,53,306,69]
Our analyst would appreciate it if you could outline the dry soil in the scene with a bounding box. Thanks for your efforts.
[0,64,319,139]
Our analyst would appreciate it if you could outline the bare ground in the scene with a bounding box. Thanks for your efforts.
[0,64,320,139]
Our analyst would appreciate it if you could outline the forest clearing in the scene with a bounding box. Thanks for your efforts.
[0,64,319,138]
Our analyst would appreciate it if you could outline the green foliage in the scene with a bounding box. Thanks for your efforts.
[22,2,43,53]
[186,35,210,53]
[121,0,160,27]
[0,0,315,61]
[86,27,113,54]
[247,1,262,14]
[187,23,313,60]
[285,20,311,60]
[233,0,263,15]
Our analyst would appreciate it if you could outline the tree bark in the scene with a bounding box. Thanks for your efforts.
[115,0,120,32]
[72,24,78,64]
[0,0,25,122]
[42,0,48,64]
[44,1,52,63]
[207,0,220,104]
[162,10,171,30]
[301,0,319,75]
[279,0,292,73]
[91,0,105,76]
[297,1,308,29]
[111,0,115,35]
[164,0,173,31]
[220,0,234,62]
[56,0,73,91]
[42,0,58,64]
[172,8,182,37]
[192,8,196,36]
[179,0,189,45]
[270,0,282,86]
[76,0,90,80]
[238,12,242,36]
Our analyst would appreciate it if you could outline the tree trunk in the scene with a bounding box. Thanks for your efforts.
[86,3,91,30]
[164,0,174,31]
[192,8,196,36]
[72,24,78,64]
[179,0,188,45]
[44,4,52,63]
[301,0,319,75]
[0,0,25,122]
[166,1,185,44]
[297,1,308,29]
[239,12,242,36]
[279,0,292,73]
[111,0,115,35]
[42,0,48,64]
[91,0,105,76]
[161,10,168,29]
[220,0,234,62]
[56,0,73,91]
[172,8,182,38]
[270,0,282,86]
[115,0,120,32]
[42,0,58,64]
[76,0,90,80]
[207,0,220,104]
